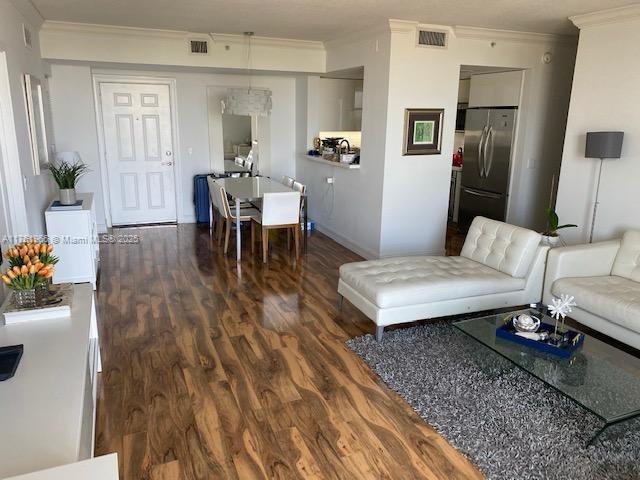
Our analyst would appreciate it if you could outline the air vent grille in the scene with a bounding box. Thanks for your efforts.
[190,40,209,54]
[417,30,447,48]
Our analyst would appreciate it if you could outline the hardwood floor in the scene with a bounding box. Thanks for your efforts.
[95,224,482,479]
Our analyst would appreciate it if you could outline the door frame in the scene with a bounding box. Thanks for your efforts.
[0,49,29,237]
[92,74,182,227]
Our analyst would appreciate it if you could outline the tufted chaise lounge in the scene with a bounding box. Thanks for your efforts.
[338,217,548,340]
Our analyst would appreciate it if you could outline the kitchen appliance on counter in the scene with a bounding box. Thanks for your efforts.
[458,107,517,230]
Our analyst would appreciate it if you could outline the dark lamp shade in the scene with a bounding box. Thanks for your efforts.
[585,131,624,159]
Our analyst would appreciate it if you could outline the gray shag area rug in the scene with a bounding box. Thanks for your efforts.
[346,321,640,480]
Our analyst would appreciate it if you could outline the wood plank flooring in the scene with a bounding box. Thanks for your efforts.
[95,224,482,479]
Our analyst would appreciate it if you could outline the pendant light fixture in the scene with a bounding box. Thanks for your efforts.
[221,32,272,116]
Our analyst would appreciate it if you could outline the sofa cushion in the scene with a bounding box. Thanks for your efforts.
[460,217,541,278]
[612,230,640,282]
[552,275,640,334]
[339,256,525,309]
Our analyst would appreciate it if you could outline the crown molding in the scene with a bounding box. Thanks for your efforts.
[40,21,324,50]
[211,33,324,51]
[570,4,640,29]
[388,19,418,34]
[454,25,576,45]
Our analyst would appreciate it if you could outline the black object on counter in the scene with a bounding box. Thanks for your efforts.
[0,344,24,381]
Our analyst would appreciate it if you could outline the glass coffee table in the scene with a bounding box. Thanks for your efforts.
[454,308,640,444]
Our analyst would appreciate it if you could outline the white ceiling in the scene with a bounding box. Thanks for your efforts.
[29,0,632,41]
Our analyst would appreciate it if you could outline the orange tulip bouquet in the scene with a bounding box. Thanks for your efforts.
[2,239,58,308]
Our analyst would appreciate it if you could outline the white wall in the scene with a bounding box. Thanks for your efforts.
[0,1,55,236]
[555,11,640,244]
[317,78,363,131]
[47,64,106,230]
[295,28,391,259]
[377,22,576,257]
[40,21,325,74]
[296,22,575,258]
[47,64,297,224]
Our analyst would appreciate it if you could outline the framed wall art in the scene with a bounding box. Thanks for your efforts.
[402,108,444,155]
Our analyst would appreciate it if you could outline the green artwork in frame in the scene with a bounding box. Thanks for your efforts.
[413,120,435,145]
[403,108,444,155]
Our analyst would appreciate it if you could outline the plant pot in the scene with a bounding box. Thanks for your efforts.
[59,188,77,205]
[541,235,560,246]
[13,286,49,309]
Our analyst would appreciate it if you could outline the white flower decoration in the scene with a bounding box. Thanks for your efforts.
[548,294,577,320]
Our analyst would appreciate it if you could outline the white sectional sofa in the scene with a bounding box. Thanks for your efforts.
[338,217,549,340]
[543,230,640,350]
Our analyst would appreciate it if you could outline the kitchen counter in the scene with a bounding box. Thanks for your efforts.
[305,155,360,169]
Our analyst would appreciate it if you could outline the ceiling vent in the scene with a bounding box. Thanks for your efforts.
[417,29,447,48]
[189,39,209,54]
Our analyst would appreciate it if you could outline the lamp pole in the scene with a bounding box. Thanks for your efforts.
[588,158,604,244]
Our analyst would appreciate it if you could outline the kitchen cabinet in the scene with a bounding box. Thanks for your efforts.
[458,79,470,103]
[469,71,523,108]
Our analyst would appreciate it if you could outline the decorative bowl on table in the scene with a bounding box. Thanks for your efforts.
[512,313,540,333]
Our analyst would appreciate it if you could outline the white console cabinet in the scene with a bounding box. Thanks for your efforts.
[0,285,107,478]
[45,193,99,289]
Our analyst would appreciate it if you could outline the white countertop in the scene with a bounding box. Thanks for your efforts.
[0,284,93,478]
[46,193,93,212]
[5,454,118,480]
[304,155,360,169]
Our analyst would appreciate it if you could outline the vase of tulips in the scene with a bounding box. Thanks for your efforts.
[2,239,57,308]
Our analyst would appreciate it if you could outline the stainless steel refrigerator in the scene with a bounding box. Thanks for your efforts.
[458,107,517,229]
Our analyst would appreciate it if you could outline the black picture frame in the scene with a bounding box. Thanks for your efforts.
[402,108,444,155]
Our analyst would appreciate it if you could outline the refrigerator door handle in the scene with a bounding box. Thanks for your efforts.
[483,126,494,178]
[462,187,502,200]
[477,126,488,178]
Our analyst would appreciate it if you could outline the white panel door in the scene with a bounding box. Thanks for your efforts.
[99,83,176,225]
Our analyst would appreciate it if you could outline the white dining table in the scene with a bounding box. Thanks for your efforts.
[217,177,307,260]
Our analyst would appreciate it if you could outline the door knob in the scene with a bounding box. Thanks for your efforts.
[165,150,172,156]
[161,161,173,166]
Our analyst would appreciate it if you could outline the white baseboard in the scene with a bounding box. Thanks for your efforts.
[314,222,378,260]
[179,214,196,224]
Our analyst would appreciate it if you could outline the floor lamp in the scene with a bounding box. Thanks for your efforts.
[585,131,624,243]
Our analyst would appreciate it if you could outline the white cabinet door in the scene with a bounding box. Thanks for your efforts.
[469,71,523,108]
[99,83,177,225]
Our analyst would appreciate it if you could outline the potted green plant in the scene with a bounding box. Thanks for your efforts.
[49,155,89,205]
[542,207,577,246]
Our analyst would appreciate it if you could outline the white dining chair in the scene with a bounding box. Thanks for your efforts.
[213,181,260,254]
[282,175,295,188]
[207,176,221,239]
[251,191,301,263]
[287,181,307,248]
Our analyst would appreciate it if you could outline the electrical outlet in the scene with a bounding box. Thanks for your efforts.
[326,177,334,184]
[187,147,193,155]
[527,157,536,169]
